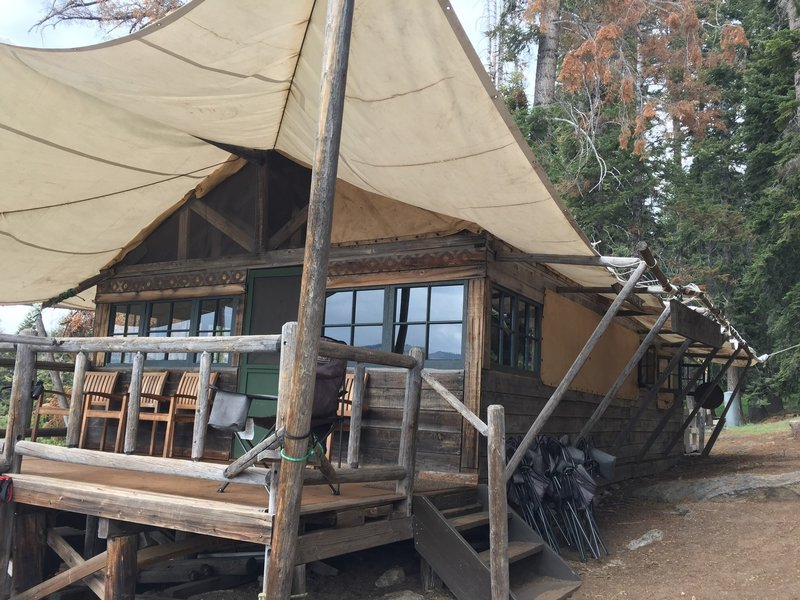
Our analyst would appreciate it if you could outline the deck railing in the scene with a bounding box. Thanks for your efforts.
[421,370,509,599]
[0,325,424,511]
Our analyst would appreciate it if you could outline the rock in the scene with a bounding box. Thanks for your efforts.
[673,505,690,516]
[626,529,664,550]
[375,566,405,588]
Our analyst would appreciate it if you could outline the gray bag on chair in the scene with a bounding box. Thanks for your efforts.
[208,390,251,432]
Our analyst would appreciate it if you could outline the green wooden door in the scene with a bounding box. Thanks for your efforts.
[240,267,302,441]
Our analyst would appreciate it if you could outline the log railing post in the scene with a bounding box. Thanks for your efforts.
[191,351,213,461]
[505,259,649,479]
[124,352,145,454]
[347,362,367,468]
[396,347,424,514]
[35,313,66,414]
[66,352,88,448]
[487,405,509,599]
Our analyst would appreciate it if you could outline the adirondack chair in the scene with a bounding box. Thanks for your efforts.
[127,371,170,456]
[162,371,220,458]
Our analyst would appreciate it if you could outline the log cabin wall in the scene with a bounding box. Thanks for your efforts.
[480,247,684,482]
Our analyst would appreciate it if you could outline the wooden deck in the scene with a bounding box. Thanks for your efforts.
[12,457,470,563]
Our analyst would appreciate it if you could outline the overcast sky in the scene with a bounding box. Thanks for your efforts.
[0,0,490,333]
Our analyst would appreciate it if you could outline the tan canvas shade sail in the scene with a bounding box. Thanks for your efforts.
[0,0,614,309]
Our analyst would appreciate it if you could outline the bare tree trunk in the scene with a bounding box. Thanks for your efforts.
[777,0,800,125]
[726,366,744,427]
[533,0,561,106]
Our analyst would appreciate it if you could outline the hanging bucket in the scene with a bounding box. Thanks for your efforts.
[695,381,724,410]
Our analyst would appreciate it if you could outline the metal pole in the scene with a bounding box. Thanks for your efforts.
[265,1,355,597]
[577,302,672,444]
[505,259,648,479]
[701,364,752,457]
[638,350,717,460]
[612,338,692,452]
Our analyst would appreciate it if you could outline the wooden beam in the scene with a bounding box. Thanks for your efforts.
[11,512,47,596]
[189,198,255,253]
[487,406,509,599]
[266,1,356,597]
[505,259,649,479]
[577,302,672,444]
[701,364,752,456]
[267,205,309,250]
[422,370,487,436]
[10,474,272,544]
[670,299,726,348]
[47,529,104,598]
[294,518,412,565]
[495,254,639,267]
[10,535,228,600]
[105,534,138,600]
[397,347,424,513]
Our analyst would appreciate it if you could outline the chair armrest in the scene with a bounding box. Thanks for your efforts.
[139,392,172,404]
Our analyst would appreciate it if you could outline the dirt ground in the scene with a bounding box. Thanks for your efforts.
[191,420,800,600]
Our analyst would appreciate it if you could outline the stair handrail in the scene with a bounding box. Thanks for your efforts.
[422,369,509,599]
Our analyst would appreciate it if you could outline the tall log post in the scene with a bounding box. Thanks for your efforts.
[11,511,46,595]
[124,352,145,454]
[264,0,355,597]
[105,533,138,600]
[577,303,672,444]
[487,405,509,600]
[396,347,424,514]
[66,352,88,448]
[1,340,35,598]
[505,259,649,479]
[346,362,367,468]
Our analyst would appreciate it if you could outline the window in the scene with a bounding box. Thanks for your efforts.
[108,297,236,365]
[490,287,541,373]
[638,346,658,387]
[323,283,465,366]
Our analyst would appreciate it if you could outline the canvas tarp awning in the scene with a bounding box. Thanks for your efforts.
[0,0,752,362]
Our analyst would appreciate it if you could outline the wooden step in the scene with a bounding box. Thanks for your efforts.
[478,540,543,565]
[448,511,490,531]
[440,502,483,519]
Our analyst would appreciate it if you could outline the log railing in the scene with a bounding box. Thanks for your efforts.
[422,369,509,599]
[0,327,423,499]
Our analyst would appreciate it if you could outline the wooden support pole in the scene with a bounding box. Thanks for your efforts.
[397,347,424,514]
[105,534,138,600]
[124,352,145,454]
[701,364,752,457]
[265,1,355,596]
[47,528,104,598]
[191,351,213,461]
[11,511,46,596]
[577,303,672,444]
[1,341,35,470]
[662,350,741,456]
[66,352,88,448]
[505,259,649,479]
[487,405,509,600]
[613,338,692,452]
[637,350,718,460]
[347,362,367,468]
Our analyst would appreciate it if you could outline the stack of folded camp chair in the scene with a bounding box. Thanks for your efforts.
[506,435,615,561]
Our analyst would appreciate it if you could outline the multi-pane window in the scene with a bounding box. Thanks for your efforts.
[323,283,465,366]
[108,297,235,365]
[639,347,683,391]
[490,287,541,373]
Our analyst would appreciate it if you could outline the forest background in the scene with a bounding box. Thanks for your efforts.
[1,0,799,422]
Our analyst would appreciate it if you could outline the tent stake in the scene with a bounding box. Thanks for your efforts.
[264,1,355,598]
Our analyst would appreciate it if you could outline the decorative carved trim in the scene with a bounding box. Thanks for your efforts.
[98,269,247,295]
[328,247,485,278]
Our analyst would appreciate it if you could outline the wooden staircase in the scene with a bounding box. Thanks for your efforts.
[413,485,581,600]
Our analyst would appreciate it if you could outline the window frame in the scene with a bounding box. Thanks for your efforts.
[322,281,467,368]
[106,296,237,366]
[490,286,542,375]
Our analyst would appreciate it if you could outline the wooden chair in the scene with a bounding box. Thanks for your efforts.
[329,371,369,465]
[129,371,170,456]
[69,371,125,452]
[162,371,220,458]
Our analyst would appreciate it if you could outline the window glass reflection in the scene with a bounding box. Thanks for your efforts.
[429,324,462,360]
[325,291,353,325]
[354,289,384,323]
[353,325,383,349]
[395,287,427,322]
[430,285,463,321]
